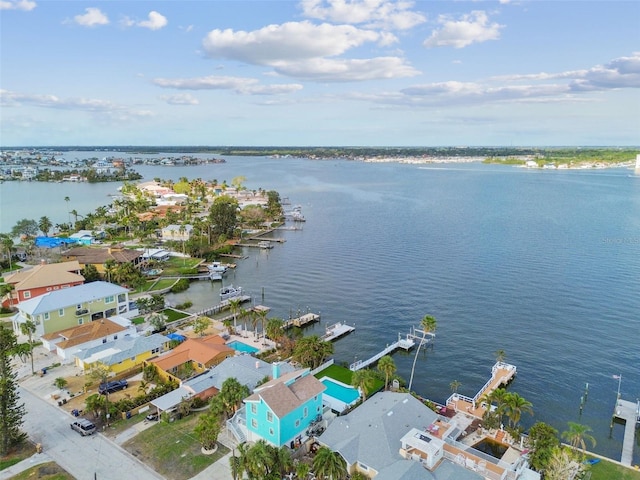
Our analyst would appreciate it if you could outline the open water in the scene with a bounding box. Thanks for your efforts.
[1,152,639,462]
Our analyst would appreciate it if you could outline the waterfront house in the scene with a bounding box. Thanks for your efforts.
[11,281,134,338]
[148,334,234,383]
[61,244,143,275]
[40,316,137,363]
[161,224,193,242]
[243,367,326,448]
[75,333,170,375]
[1,260,84,307]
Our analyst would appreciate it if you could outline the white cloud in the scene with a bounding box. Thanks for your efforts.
[73,7,109,27]
[300,0,426,30]
[273,56,419,81]
[202,21,414,82]
[0,0,36,11]
[160,93,199,105]
[152,75,303,95]
[424,10,502,49]
[0,89,152,120]
[138,11,168,30]
[203,21,382,64]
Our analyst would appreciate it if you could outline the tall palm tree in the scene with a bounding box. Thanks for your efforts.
[408,314,437,391]
[561,422,596,456]
[503,391,533,428]
[38,216,52,237]
[64,196,70,224]
[449,379,462,393]
[312,446,347,480]
[20,320,36,374]
[228,298,242,334]
[351,368,376,401]
[1,233,14,272]
[377,355,396,391]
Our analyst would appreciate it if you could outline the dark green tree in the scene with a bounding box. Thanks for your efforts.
[208,195,239,239]
[81,264,101,282]
[0,326,27,455]
[11,219,38,240]
[291,335,333,369]
[38,216,53,237]
[527,421,560,472]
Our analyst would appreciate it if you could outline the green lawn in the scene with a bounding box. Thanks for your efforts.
[314,364,384,397]
[163,308,190,322]
[7,462,74,480]
[122,413,229,480]
[588,458,640,480]
[131,316,145,325]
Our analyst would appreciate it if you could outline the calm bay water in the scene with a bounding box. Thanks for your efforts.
[1,152,639,462]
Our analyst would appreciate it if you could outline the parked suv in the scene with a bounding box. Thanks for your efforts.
[70,418,96,436]
[98,379,128,395]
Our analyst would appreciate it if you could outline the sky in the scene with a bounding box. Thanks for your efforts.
[1,0,639,147]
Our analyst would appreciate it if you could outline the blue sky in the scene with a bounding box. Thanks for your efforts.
[1,0,639,147]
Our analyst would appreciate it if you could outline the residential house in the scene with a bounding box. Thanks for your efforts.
[40,316,137,363]
[148,334,234,383]
[61,244,143,275]
[161,224,193,242]
[243,368,326,448]
[318,391,537,480]
[152,355,299,415]
[75,333,170,375]
[2,260,84,308]
[11,281,134,338]
[68,229,106,246]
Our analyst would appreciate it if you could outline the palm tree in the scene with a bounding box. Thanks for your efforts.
[545,446,586,480]
[503,391,533,428]
[408,314,437,391]
[449,379,462,393]
[495,349,507,364]
[561,422,596,456]
[228,298,242,334]
[38,216,52,237]
[20,320,36,374]
[377,355,396,391]
[245,439,272,478]
[312,446,347,480]
[0,233,14,272]
[64,196,70,224]
[351,368,376,401]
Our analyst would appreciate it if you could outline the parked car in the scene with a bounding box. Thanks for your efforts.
[70,418,96,436]
[146,411,159,421]
[98,379,128,395]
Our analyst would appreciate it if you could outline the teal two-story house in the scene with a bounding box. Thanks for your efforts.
[244,366,326,448]
[12,281,134,339]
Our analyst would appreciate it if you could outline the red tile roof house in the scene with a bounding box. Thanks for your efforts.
[148,334,235,384]
[2,260,84,308]
[40,317,137,363]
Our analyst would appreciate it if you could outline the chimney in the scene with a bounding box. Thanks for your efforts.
[272,362,280,379]
[255,360,260,369]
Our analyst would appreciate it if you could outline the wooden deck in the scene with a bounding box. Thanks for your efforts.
[446,362,517,419]
[283,312,320,329]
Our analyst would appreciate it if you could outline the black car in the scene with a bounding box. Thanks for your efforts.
[98,380,128,395]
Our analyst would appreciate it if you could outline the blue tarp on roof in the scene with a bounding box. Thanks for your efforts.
[166,333,186,342]
[34,236,81,248]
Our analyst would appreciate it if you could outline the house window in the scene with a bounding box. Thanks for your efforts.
[130,357,135,361]
[105,295,114,303]
[358,462,369,472]
[43,312,49,320]
[295,419,300,428]
[251,419,258,428]
[78,319,83,325]
[24,291,31,299]
[303,407,308,418]
[267,412,273,422]
[46,287,52,292]
[269,428,274,436]
[58,309,64,316]
[77,304,82,310]
[102,338,107,343]
[314,395,318,401]
[113,335,118,340]
[118,294,126,303]
[251,404,257,414]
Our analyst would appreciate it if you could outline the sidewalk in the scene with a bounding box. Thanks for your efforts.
[0,452,53,479]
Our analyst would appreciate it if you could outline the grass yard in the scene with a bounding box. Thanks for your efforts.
[314,364,384,397]
[163,308,190,322]
[6,462,73,480]
[163,257,202,275]
[589,459,640,480]
[1,442,36,471]
[122,413,229,480]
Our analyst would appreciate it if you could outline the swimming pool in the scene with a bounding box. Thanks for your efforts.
[227,340,259,354]
[320,377,360,405]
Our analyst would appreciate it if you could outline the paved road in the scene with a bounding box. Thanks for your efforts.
[8,386,164,480]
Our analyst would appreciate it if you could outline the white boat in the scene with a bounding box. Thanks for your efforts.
[258,241,273,249]
[220,285,243,301]
[208,261,228,274]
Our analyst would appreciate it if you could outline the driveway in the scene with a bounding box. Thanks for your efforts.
[13,386,164,480]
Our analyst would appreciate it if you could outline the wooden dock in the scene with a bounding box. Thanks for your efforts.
[445,362,517,419]
[349,332,415,371]
[613,398,640,466]
[283,312,320,329]
[192,295,252,317]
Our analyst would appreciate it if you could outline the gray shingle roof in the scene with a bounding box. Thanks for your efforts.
[18,281,128,315]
